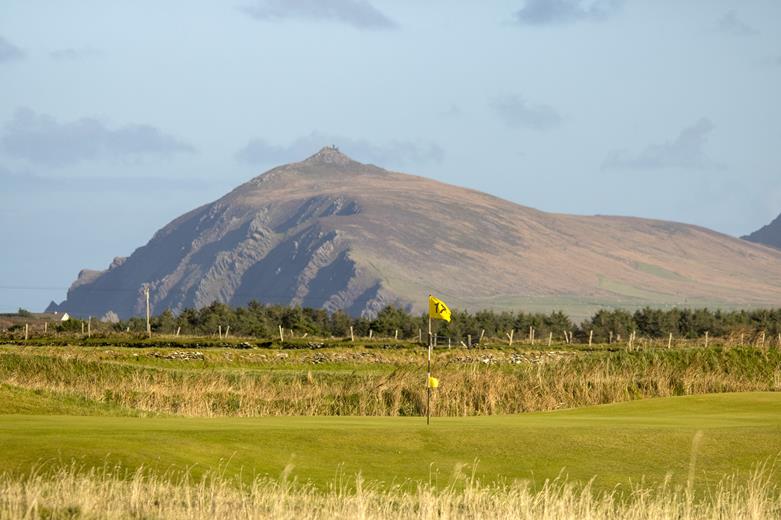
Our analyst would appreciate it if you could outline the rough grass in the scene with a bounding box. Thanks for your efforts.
[0,345,778,417]
[1,463,779,520]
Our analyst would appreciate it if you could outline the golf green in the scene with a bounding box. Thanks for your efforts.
[1,392,779,491]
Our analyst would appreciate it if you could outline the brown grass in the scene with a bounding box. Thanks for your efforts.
[1,346,778,417]
[0,463,778,519]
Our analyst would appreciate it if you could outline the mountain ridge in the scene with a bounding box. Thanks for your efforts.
[743,213,781,250]
[49,147,781,320]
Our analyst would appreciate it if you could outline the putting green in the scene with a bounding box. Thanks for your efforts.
[0,392,779,491]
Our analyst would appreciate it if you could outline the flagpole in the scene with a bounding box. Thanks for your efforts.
[427,316,432,425]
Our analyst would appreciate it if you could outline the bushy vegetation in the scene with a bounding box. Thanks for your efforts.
[5,303,781,344]
[119,302,781,341]
[1,346,778,417]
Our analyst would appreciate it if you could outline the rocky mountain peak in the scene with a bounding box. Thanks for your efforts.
[302,146,355,166]
[743,212,781,250]
[48,150,781,320]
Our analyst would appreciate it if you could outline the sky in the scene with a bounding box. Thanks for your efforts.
[1,0,780,312]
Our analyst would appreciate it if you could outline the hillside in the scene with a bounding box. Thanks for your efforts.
[49,147,781,319]
[743,212,781,250]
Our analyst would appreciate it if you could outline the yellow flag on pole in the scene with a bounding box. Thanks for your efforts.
[428,376,439,388]
[428,295,451,322]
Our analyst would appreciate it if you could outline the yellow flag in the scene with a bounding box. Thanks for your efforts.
[428,295,451,322]
[428,376,439,388]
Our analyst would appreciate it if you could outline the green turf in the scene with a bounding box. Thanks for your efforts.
[0,391,778,491]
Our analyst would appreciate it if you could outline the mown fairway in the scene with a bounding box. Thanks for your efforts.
[1,390,779,492]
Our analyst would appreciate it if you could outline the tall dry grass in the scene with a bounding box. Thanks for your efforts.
[0,347,779,416]
[0,463,778,519]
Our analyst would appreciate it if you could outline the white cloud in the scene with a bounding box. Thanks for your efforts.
[0,36,24,63]
[1,108,195,167]
[490,95,562,131]
[602,118,722,170]
[515,0,622,25]
[717,10,757,37]
[240,0,396,30]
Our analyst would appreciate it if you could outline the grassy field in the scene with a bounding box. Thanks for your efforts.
[1,342,779,517]
[1,389,779,492]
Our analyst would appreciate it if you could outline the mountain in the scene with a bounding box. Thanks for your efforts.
[49,147,781,320]
[743,213,781,250]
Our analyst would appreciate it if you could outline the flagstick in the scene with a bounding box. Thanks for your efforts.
[427,316,432,426]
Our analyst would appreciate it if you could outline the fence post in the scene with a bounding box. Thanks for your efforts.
[668,333,673,349]
[588,330,593,347]
[548,331,552,347]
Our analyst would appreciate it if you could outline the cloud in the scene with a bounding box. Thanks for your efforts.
[514,0,622,25]
[0,36,24,63]
[0,164,22,180]
[240,0,396,30]
[490,95,562,131]
[439,104,462,118]
[49,48,102,61]
[602,118,721,170]
[1,108,195,167]
[236,132,443,168]
[717,10,757,36]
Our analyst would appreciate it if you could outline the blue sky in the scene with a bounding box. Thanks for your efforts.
[1,0,780,312]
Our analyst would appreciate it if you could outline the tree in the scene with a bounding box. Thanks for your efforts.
[153,309,176,333]
[583,309,632,342]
